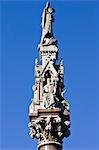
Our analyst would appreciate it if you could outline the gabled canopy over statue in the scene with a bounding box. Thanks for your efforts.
[39,2,57,47]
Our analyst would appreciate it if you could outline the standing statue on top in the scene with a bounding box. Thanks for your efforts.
[39,2,57,47]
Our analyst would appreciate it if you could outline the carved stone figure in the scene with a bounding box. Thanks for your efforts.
[44,116,52,140]
[29,127,36,139]
[62,100,70,112]
[38,2,57,47]
[43,78,56,108]
[44,78,56,94]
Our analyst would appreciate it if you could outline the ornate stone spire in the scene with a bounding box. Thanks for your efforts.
[28,2,70,150]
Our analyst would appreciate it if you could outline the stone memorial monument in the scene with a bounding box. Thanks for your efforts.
[28,2,70,150]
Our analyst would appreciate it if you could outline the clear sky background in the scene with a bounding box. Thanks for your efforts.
[0,0,99,150]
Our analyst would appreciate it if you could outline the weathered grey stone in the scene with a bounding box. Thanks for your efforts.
[28,2,70,149]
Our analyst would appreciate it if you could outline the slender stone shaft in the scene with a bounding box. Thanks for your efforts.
[39,144,62,150]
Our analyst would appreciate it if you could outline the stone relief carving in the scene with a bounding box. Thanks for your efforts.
[43,78,56,108]
[28,115,70,145]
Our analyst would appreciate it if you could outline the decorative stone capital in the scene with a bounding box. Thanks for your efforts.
[29,109,70,148]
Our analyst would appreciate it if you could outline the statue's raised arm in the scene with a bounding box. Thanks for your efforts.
[42,2,50,29]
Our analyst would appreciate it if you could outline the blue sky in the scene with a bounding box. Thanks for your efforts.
[0,0,99,150]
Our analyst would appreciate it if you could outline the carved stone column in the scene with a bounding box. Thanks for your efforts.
[28,2,70,150]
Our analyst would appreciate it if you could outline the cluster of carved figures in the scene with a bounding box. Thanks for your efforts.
[28,2,70,148]
[29,115,70,145]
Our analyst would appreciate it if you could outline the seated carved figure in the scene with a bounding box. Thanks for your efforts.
[43,78,56,108]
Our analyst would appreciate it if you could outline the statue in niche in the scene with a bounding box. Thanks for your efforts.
[43,78,56,108]
[39,2,57,47]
